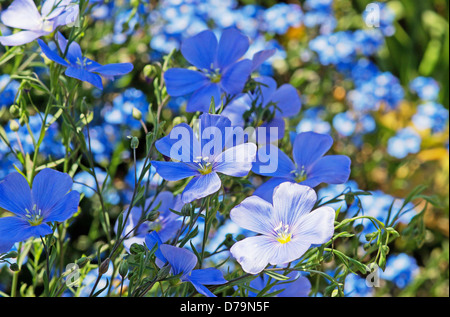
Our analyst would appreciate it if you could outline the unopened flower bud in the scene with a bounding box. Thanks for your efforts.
[130,243,146,255]
[76,257,91,269]
[9,120,19,132]
[119,259,129,278]
[157,265,171,281]
[132,107,142,120]
[130,136,139,149]
[143,64,158,78]
[9,105,20,117]
[2,251,18,259]
[9,263,19,272]
[146,211,160,222]
[99,258,110,275]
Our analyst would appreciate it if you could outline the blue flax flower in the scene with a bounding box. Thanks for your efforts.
[145,238,227,297]
[0,169,80,253]
[409,76,440,101]
[230,182,335,274]
[380,253,419,288]
[151,113,257,203]
[37,32,133,89]
[252,131,351,203]
[163,28,254,112]
[0,0,78,46]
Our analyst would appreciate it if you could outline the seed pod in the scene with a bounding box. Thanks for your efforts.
[99,258,110,275]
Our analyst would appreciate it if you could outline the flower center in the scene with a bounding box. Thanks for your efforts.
[206,68,222,83]
[274,221,292,244]
[40,18,54,33]
[294,166,307,183]
[24,204,44,226]
[75,57,92,69]
[194,156,213,175]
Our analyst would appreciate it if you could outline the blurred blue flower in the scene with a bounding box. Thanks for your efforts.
[0,75,20,109]
[303,0,336,34]
[412,102,449,133]
[249,272,311,297]
[262,3,303,35]
[409,76,440,101]
[344,273,374,297]
[362,2,396,37]
[380,253,419,288]
[103,88,148,130]
[296,107,331,135]
[387,127,421,159]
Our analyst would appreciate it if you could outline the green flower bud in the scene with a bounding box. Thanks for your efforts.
[157,265,171,281]
[76,257,91,269]
[9,105,20,118]
[130,243,146,255]
[119,259,129,278]
[2,251,18,259]
[146,211,160,222]
[9,263,19,272]
[143,65,158,78]
[130,136,139,149]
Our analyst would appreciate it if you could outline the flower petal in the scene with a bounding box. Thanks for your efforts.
[221,59,252,95]
[181,30,218,70]
[186,83,222,113]
[151,161,199,182]
[230,235,276,274]
[160,244,197,277]
[213,143,257,177]
[271,84,301,118]
[155,123,201,162]
[251,49,276,72]
[89,63,134,76]
[42,190,80,223]
[199,113,232,159]
[38,39,70,66]
[252,144,296,178]
[164,68,208,97]
[0,172,32,217]
[272,182,318,230]
[292,132,333,169]
[0,31,46,46]
[0,0,41,30]
[181,172,221,203]
[303,155,351,188]
[293,206,335,245]
[145,231,166,263]
[188,268,227,285]
[31,168,73,217]
[65,66,103,89]
[230,195,277,235]
[253,177,292,204]
[0,217,52,253]
[216,28,250,69]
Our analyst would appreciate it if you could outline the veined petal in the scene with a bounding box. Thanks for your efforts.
[292,132,333,169]
[252,144,296,178]
[65,66,103,89]
[181,172,221,203]
[0,172,32,217]
[272,182,317,230]
[31,168,74,217]
[216,28,250,69]
[89,63,134,76]
[0,216,52,253]
[253,76,277,107]
[256,117,286,143]
[0,0,41,31]
[213,143,257,177]
[160,244,197,277]
[251,49,276,72]
[151,161,199,182]
[268,239,311,266]
[186,83,221,113]
[221,59,252,95]
[187,279,217,297]
[253,177,292,204]
[56,32,82,65]
[0,31,46,46]
[38,39,70,66]
[181,30,218,70]
[230,235,276,275]
[43,190,80,223]
[230,195,277,235]
[293,206,335,245]
[145,231,166,263]
[164,68,208,97]
[271,84,301,118]
[188,268,227,285]
[303,155,351,188]
[155,123,201,162]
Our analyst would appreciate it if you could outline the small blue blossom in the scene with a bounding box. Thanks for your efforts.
[0,75,20,109]
[409,76,441,101]
[262,3,303,35]
[380,253,419,288]
[0,169,80,253]
[387,127,422,159]
[412,102,449,133]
